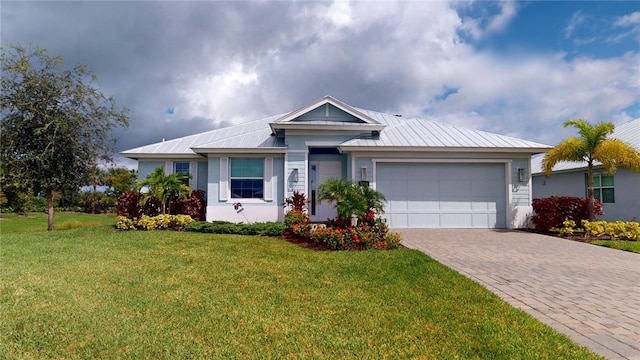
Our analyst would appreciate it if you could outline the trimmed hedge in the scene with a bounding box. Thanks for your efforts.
[185,221,285,236]
[115,214,195,231]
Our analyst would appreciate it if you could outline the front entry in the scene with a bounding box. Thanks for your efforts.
[309,160,341,222]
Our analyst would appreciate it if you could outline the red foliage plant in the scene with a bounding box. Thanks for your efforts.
[116,191,143,219]
[532,196,603,232]
[284,191,308,212]
[119,190,205,220]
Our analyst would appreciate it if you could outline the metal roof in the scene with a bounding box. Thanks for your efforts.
[531,118,640,174]
[122,97,553,158]
[121,114,285,158]
[343,108,550,151]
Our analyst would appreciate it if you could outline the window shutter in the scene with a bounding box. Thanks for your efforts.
[189,161,197,189]
[264,157,273,201]
[219,157,228,201]
[164,161,173,175]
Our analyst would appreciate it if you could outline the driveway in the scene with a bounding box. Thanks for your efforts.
[397,229,640,360]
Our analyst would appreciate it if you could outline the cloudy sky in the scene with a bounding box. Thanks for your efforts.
[2,1,639,168]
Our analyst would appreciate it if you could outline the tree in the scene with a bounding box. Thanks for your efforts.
[136,166,191,215]
[542,119,640,220]
[0,44,129,230]
[104,167,137,197]
[317,178,386,226]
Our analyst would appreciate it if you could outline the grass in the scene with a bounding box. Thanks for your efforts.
[0,212,116,233]
[0,223,601,359]
[591,239,640,253]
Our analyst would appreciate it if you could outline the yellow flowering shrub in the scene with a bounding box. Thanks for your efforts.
[582,220,640,241]
[114,214,195,231]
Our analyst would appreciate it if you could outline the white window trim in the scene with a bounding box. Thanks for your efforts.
[222,157,274,202]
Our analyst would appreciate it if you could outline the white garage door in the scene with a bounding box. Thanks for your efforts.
[376,162,506,228]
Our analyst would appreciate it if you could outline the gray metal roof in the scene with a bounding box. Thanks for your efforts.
[121,114,285,158]
[122,97,553,158]
[343,108,550,150]
[531,118,640,174]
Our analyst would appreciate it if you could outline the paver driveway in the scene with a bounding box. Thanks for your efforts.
[397,229,640,360]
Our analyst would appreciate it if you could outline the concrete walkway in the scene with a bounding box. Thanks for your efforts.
[397,229,640,360]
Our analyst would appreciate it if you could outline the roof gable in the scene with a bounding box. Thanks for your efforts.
[269,95,386,133]
[272,95,380,125]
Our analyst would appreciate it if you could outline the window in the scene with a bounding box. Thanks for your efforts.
[588,173,615,203]
[174,162,190,185]
[230,158,264,199]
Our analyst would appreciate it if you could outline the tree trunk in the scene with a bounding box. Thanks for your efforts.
[586,163,596,221]
[46,188,55,231]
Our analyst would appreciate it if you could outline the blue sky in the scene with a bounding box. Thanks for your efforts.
[468,1,639,58]
[2,1,638,168]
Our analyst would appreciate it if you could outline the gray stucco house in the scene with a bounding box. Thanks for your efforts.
[122,96,550,228]
[531,118,640,222]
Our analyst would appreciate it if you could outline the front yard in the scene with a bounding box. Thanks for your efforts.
[0,224,600,359]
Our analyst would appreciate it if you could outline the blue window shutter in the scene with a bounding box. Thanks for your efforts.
[264,157,273,201]
[219,157,228,201]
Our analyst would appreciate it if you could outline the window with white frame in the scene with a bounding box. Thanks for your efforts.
[230,158,264,199]
[174,162,190,185]
[587,173,615,203]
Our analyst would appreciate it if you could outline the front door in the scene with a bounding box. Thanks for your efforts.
[309,161,342,222]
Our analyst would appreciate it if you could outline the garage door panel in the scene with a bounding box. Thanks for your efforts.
[440,201,472,211]
[377,162,506,228]
[411,201,440,210]
[387,200,408,211]
[409,213,440,227]
[441,180,472,196]
[441,213,473,227]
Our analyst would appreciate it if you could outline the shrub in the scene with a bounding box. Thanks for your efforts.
[184,221,285,236]
[310,217,401,251]
[532,196,603,232]
[115,214,194,231]
[284,209,312,239]
[78,191,114,214]
[168,190,206,220]
[582,220,640,241]
[115,216,136,231]
[311,226,348,250]
[284,191,308,212]
[116,191,143,218]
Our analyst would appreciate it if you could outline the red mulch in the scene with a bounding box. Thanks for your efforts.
[279,234,329,251]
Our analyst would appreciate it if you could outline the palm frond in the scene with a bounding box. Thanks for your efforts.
[541,137,586,176]
[594,139,640,175]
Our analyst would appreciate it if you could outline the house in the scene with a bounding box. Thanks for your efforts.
[531,118,640,222]
[122,96,551,228]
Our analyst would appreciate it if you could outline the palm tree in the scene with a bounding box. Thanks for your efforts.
[136,166,191,214]
[542,119,640,220]
[317,178,386,225]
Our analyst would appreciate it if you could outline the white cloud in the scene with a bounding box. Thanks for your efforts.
[487,1,517,33]
[615,11,640,27]
[564,10,586,39]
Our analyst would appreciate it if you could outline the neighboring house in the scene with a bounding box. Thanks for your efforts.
[531,118,640,222]
[122,96,550,228]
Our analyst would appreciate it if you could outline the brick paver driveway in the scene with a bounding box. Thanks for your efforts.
[397,229,640,360]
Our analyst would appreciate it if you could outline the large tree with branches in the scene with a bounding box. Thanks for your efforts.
[0,44,129,230]
[542,119,640,221]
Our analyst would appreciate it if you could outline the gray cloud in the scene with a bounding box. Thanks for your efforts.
[2,1,638,169]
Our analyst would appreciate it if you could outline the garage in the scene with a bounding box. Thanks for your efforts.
[376,162,507,228]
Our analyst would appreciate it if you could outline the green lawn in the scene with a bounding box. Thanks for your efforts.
[591,239,640,253]
[1,225,600,359]
[0,212,116,233]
